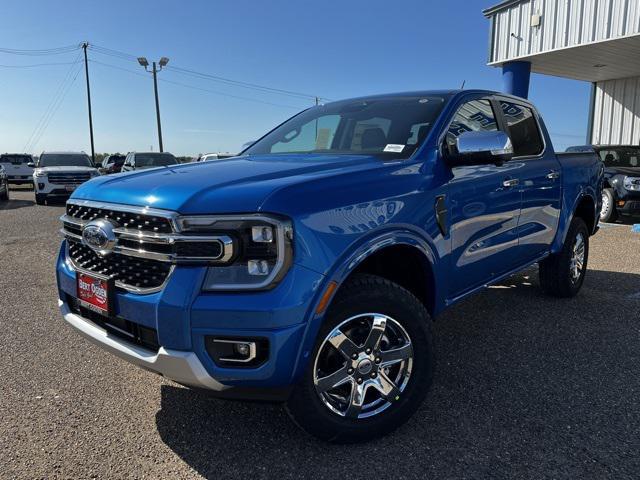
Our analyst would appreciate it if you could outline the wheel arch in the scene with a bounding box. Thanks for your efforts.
[290,230,441,384]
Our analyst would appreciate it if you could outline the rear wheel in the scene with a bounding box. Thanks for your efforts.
[286,274,434,443]
[600,188,618,223]
[539,217,589,298]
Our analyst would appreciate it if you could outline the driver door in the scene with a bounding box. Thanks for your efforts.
[446,98,523,298]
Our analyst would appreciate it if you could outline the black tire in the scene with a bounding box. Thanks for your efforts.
[286,274,434,443]
[539,217,589,298]
[0,184,8,201]
[35,194,46,205]
[600,188,618,223]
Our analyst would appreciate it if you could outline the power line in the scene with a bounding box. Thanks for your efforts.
[90,58,306,110]
[0,61,81,68]
[88,43,330,102]
[164,65,327,101]
[0,44,80,56]
[29,65,83,152]
[23,53,83,152]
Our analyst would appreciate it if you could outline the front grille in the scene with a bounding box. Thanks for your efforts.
[68,241,172,290]
[66,294,160,352]
[62,200,233,293]
[48,172,92,185]
[67,203,173,233]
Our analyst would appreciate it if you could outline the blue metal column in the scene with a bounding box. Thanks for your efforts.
[502,61,531,98]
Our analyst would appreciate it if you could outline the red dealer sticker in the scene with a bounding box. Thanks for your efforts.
[77,272,112,316]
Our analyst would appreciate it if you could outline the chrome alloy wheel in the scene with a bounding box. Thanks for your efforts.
[570,232,586,282]
[313,313,413,419]
[600,192,611,220]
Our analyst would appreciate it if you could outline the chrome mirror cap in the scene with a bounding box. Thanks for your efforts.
[456,130,514,157]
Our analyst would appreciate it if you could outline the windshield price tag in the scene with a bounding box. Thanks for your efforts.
[383,144,405,153]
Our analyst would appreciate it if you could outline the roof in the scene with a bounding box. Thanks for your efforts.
[41,151,88,155]
[482,0,523,17]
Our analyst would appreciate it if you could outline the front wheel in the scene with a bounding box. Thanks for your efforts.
[0,184,8,201]
[286,274,434,443]
[539,217,589,298]
[35,194,46,205]
[600,188,618,223]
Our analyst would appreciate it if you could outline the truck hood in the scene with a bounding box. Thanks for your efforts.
[605,166,640,176]
[38,166,97,173]
[71,154,386,213]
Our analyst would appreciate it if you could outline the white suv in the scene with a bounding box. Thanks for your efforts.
[32,152,99,205]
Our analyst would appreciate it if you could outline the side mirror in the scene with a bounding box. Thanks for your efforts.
[446,130,513,167]
[27,162,35,168]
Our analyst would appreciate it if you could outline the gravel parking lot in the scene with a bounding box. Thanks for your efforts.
[1,187,639,479]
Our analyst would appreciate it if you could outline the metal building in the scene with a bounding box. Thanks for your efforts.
[484,0,640,145]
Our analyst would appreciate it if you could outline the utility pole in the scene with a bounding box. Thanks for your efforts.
[138,56,169,153]
[82,42,96,164]
[152,62,163,152]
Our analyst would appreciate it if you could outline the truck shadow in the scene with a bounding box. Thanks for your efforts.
[0,198,35,210]
[155,268,640,479]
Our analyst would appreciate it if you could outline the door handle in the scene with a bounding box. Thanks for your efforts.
[546,170,561,180]
[502,178,519,188]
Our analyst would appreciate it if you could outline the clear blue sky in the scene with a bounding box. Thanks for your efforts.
[0,0,591,156]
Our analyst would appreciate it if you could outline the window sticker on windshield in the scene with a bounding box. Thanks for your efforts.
[383,144,405,153]
[316,128,331,150]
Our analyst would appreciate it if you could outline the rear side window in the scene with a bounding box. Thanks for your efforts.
[445,99,498,151]
[500,101,544,157]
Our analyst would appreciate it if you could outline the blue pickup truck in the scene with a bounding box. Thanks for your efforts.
[57,90,602,442]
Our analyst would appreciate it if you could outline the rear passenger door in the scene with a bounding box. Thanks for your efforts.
[498,99,562,260]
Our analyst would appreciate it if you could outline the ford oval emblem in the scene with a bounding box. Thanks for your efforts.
[82,218,117,256]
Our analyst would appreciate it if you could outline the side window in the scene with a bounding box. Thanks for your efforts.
[445,99,498,151]
[500,101,544,156]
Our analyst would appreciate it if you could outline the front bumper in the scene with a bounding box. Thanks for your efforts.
[617,199,640,215]
[59,299,228,391]
[56,241,324,394]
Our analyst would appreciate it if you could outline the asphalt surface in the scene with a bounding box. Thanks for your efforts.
[1,186,639,479]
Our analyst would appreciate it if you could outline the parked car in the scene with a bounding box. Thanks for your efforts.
[57,90,602,443]
[120,152,179,172]
[0,165,9,201]
[196,153,236,162]
[32,151,99,205]
[568,144,640,222]
[99,154,126,175]
[0,153,34,187]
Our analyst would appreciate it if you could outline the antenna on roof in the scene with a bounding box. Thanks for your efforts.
[460,80,466,89]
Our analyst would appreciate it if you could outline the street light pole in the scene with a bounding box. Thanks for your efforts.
[82,42,96,164]
[152,62,163,152]
[138,56,169,153]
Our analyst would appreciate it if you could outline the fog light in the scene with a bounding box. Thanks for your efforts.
[208,338,260,364]
[235,342,251,357]
[38,183,45,190]
[618,200,626,207]
[248,259,269,276]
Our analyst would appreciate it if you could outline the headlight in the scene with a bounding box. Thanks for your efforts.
[623,176,640,191]
[177,214,293,291]
[34,169,47,177]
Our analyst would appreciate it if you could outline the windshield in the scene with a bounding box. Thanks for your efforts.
[39,154,92,167]
[135,153,178,167]
[597,147,640,168]
[0,154,32,165]
[245,95,450,159]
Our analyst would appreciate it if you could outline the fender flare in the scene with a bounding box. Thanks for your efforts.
[289,226,440,383]
[552,191,598,252]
